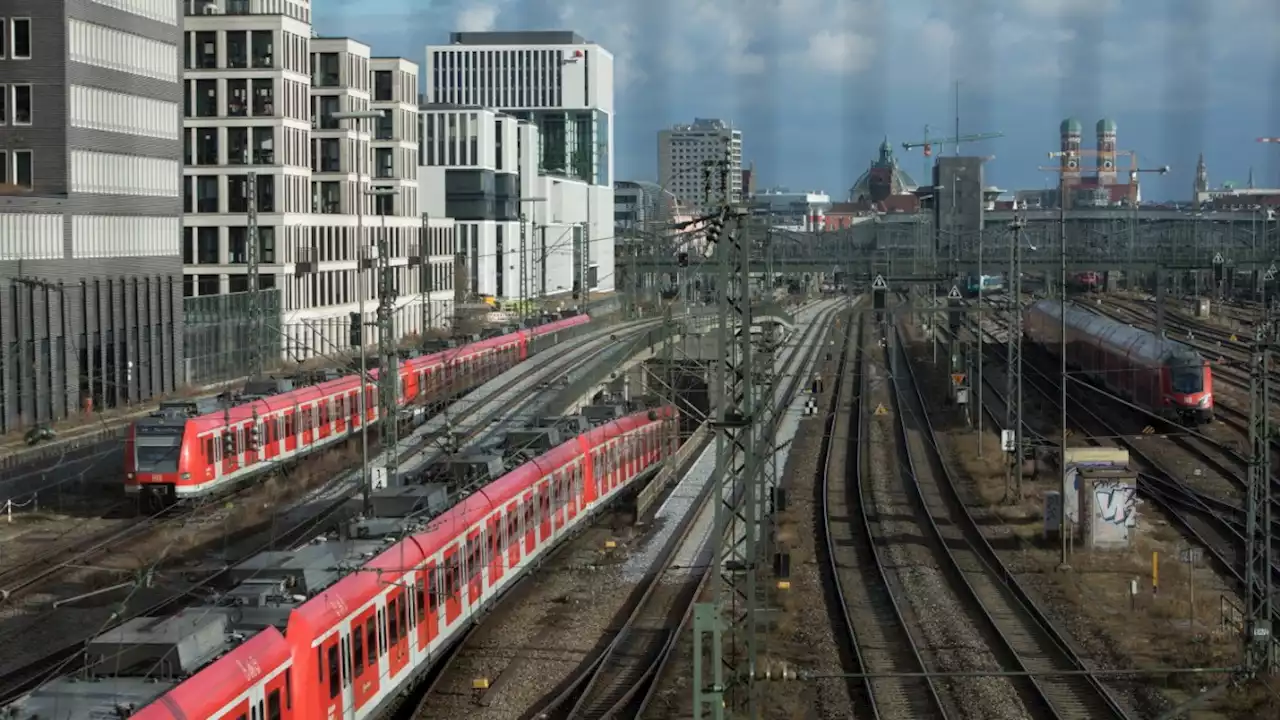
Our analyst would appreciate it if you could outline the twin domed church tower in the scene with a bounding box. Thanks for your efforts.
[1058,117,1119,185]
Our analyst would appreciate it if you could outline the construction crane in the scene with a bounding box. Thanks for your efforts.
[902,126,1004,157]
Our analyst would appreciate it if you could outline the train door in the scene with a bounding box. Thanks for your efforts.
[551,473,566,531]
[420,562,438,650]
[487,514,504,585]
[317,633,349,720]
[570,464,584,520]
[223,698,251,720]
[283,412,297,454]
[298,404,312,446]
[334,395,346,434]
[349,608,378,712]
[538,483,552,543]
[523,492,536,553]
[465,529,483,606]
[263,668,290,720]
[443,547,462,625]
[387,588,410,679]
[505,502,521,569]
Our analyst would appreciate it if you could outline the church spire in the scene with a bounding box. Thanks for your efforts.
[1193,153,1208,208]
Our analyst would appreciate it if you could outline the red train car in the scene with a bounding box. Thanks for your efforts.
[1071,271,1102,291]
[127,406,680,720]
[1024,300,1213,423]
[124,315,591,505]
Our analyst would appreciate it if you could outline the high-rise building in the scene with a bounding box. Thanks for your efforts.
[0,0,185,433]
[658,118,743,213]
[182,1,444,361]
[423,31,615,297]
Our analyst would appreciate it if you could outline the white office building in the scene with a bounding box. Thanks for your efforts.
[182,0,454,359]
[658,118,743,214]
[423,31,614,297]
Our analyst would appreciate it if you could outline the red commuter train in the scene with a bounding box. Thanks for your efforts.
[1024,299,1213,423]
[125,315,591,505]
[124,406,679,720]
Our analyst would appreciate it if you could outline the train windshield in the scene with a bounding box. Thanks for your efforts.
[1169,356,1204,394]
[134,425,183,472]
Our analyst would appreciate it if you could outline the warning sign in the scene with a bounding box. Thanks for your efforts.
[951,373,966,385]
[1229,334,1238,342]
[1141,426,1156,435]
[947,285,963,300]
[874,403,889,416]
[872,274,888,291]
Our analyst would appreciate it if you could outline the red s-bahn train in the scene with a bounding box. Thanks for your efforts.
[125,315,591,505]
[122,406,679,720]
[1024,300,1213,423]
[1070,271,1102,291]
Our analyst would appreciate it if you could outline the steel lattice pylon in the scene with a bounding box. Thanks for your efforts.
[1244,309,1274,672]
[693,206,762,719]
[246,172,264,378]
[377,224,400,489]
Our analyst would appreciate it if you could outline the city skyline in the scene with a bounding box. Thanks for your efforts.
[317,0,1280,200]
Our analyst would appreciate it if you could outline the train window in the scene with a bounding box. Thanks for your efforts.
[365,617,377,665]
[507,509,519,544]
[398,595,408,636]
[285,414,295,437]
[327,645,340,699]
[320,402,329,425]
[267,689,281,720]
[316,647,323,681]
[427,569,439,611]
[285,668,292,709]
[203,437,215,463]
[523,499,534,529]
[490,524,499,559]
[236,715,247,720]
[353,626,365,675]
[251,706,259,720]
[415,577,426,624]
[388,598,400,644]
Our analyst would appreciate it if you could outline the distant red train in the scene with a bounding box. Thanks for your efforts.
[127,406,679,720]
[1071,271,1102,291]
[1024,300,1213,423]
[125,315,591,505]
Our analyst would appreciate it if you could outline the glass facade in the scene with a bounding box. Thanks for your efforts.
[512,110,610,186]
[182,289,282,385]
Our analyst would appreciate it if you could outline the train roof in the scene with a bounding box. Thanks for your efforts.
[1031,300,1202,361]
[169,314,592,433]
[289,407,672,632]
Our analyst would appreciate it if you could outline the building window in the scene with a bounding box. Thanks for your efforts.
[10,19,29,60]
[13,150,31,188]
[0,19,6,59]
[0,150,6,184]
[374,71,393,102]
[251,30,274,69]
[194,31,216,69]
[226,31,248,69]
[0,85,5,123]
[10,84,29,125]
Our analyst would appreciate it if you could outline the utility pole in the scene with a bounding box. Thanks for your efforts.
[1005,214,1025,503]
[1244,274,1275,672]
[419,212,433,333]
[1058,167,1070,570]
[246,171,264,378]
[579,221,591,309]
[519,213,529,323]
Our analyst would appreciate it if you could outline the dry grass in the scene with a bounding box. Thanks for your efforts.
[942,427,1275,718]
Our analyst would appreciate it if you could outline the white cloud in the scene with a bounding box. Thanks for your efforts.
[798,30,876,75]
[456,5,500,32]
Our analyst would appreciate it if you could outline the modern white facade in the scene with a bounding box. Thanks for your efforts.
[658,118,743,214]
[751,189,831,231]
[423,31,614,297]
[182,1,453,359]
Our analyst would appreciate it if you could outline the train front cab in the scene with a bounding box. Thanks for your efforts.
[1167,354,1214,425]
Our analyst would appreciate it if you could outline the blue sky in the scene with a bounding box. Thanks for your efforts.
[315,0,1280,202]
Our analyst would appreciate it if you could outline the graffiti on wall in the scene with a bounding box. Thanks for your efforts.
[1094,480,1137,527]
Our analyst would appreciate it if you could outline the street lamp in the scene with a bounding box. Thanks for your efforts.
[331,109,383,513]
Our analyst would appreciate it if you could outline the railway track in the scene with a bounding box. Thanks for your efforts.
[859,306,1129,720]
[480,300,845,720]
[0,319,659,706]
[822,312,943,718]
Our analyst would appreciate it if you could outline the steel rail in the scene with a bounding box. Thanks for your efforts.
[890,315,1132,719]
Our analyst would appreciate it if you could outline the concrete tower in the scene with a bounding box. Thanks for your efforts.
[1193,153,1208,208]
[1096,118,1118,185]
[1060,118,1083,183]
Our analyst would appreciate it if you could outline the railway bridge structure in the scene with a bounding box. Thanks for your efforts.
[624,207,1280,285]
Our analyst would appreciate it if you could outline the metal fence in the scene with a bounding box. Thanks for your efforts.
[182,289,282,386]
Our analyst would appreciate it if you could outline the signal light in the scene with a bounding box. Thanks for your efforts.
[222,432,235,456]
[249,424,261,450]
[349,312,363,347]
[677,251,689,267]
